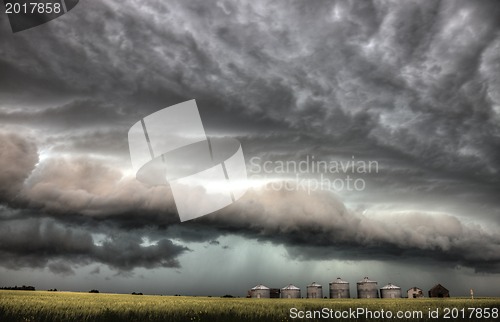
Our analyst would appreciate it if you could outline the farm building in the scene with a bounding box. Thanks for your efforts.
[329,278,350,298]
[428,284,450,298]
[306,282,323,298]
[407,287,424,298]
[281,284,301,299]
[357,277,379,298]
[380,283,402,298]
[250,284,270,298]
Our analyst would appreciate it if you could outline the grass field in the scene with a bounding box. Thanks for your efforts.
[0,291,499,322]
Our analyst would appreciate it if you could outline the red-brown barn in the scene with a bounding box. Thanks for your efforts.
[428,284,450,298]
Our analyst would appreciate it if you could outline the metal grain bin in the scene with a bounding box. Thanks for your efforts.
[380,283,402,298]
[357,277,379,298]
[329,277,350,298]
[250,284,270,298]
[307,282,323,299]
[281,284,301,299]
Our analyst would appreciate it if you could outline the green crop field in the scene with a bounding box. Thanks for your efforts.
[0,291,499,322]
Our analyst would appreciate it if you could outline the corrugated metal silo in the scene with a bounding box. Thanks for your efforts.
[357,277,379,298]
[329,277,350,298]
[281,284,301,298]
[250,284,270,298]
[380,283,402,298]
[307,282,323,298]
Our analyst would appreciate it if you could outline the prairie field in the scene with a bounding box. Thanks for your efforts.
[0,290,499,322]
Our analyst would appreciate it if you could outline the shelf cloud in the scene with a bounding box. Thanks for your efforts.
[0,0,499,294]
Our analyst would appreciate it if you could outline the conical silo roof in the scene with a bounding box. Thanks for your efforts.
[331,277,349,284]
[282,284,300,290]
[252,284,270,290]
[381,283,400,290]
[358,277,377,284]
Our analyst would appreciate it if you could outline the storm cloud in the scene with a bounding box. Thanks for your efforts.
[0,0,499,294]
[0,217,189,272]
[0,132,38,201]
[194,187,500,273]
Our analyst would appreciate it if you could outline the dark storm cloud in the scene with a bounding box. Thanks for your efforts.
[0,132,38,201]
[47,129,129,157]
[0,132,180,227]
[1,0,498,183]
[21,155,182,225]
[2,130,497,272]
[89,266,100,275]
[0,1,223,104]
[48,261,75,276]
[188,187,500,273]
[0,100,127,130]
[0,132,499,274]
[1,0,500,278]
[0,218,190,272]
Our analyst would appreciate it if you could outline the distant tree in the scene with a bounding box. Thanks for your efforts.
[1,285,35,291]
[131,292,143,295]
[89,289,99,293]
[221,294,234,298]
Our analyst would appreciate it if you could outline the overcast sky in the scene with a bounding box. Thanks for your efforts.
[1,0,500,297]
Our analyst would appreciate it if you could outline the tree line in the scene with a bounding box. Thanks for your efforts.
[0,285,35,291]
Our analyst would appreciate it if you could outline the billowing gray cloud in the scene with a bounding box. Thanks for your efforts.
[163,0,500,182]
[2,133,497,274]
[23,156,176,218]
[1,0,498,182]
[48,261,75,276]
[0,100,127,131]
[0,218,189,272]
[0,132,38,201]
[197,187,500,272]
[0,0,499,293]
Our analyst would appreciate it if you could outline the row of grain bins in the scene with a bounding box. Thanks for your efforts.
[250,284,304,299]
[250,284,308,299]
[249,278,351,299]
[249,277,447,299]
[356,277,403,299]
